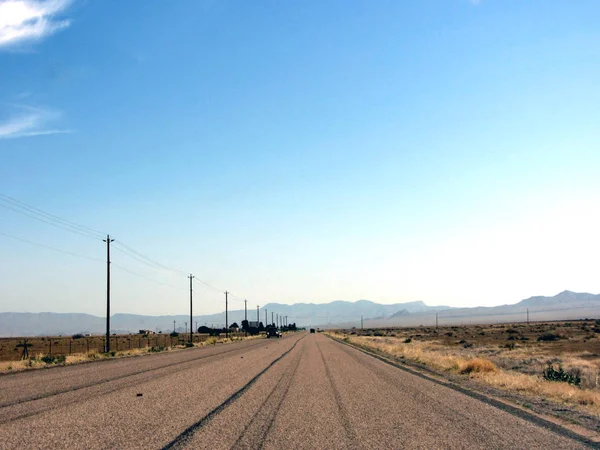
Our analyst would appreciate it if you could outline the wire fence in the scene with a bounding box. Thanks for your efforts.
[0,332,248,362]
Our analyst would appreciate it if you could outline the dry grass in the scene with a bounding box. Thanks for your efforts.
[331,322,600,416]
[459,358,498,374]
[0,332,270,374]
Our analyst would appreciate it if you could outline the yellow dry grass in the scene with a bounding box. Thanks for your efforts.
[332,332,600,416]
[0,333,269,373]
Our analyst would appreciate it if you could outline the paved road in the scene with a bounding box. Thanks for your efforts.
[0,332,592,449]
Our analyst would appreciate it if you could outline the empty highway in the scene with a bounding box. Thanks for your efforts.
[0,332,594,449]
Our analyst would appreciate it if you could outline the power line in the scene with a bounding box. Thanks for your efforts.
[0,231,104,262]
[111,263,186,290]
[112,240,187,277]
[0,193,260,308]
[0,193,105,240]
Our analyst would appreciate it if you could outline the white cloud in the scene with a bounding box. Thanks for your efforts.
[0,105,71,138]
[0,0,73,49]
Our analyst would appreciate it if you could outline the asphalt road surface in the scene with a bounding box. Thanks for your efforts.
[0,332,593,449]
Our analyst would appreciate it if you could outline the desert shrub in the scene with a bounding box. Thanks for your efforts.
[373,331,384,337]
[507,336,516,341]
[504,343,516,350]
[460,358,498,374]
[170,332,179,337]
[72,333,84,339]
[506,329,518,334]
[41,354,56,364]
[55,354,66,364]
[538,333,561,342]
[463,343,473,348]
[404,338,412,343]
[149,346,165,353]
[543,364,581,386]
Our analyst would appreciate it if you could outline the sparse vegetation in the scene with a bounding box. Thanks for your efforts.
[328,320,600,417]
[0,330,266,372]
[543,364,581,386]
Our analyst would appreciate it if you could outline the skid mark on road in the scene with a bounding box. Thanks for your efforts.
[161,335,306,450]
[315,339,359,448]
[330,335,599,449]
[232,345,303,450]
[0,339,270,411]
[332,339,513,445]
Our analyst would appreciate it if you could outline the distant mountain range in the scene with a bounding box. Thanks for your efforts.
[0,291,598,337]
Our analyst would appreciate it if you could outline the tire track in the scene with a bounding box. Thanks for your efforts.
[161,334,306,450]
[232,344,304,450]
[331,338,513,446]
[0,339,283,425]
[329,335,598,449]
[315,338,359,448]
[0,338,270,410]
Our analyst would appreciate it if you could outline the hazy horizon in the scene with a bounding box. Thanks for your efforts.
[1,1,600,317]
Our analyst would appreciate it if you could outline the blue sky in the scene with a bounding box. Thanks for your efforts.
[1,0,599,316]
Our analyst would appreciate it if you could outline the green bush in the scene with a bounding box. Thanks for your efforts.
[41,354,56,364]
[537,332,561,341]
[543,364,581,386]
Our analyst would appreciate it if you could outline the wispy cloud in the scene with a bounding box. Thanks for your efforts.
[0,0,73,50]
[0,104,72,139]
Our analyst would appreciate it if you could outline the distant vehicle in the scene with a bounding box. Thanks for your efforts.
[310,328,315,333]
[266,327,280,338]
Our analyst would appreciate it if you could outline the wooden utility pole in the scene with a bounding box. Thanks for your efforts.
[189,274,194,344]
[244,299,247,322]
[265,309,267,328]
[361,315,363,330]
[103,235,114,353]
[257,305,259,323]
[436,313,438,329]
[225,291,229,338]
[272,312,274,327]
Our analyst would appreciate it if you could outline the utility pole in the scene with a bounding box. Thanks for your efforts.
[361,315,363,330]
[527,308,529,325]
[244,299,247,322]
[276,313,279,329]
[189,274,194,344]
[103,234,114,353]
[225,291,229,338]
[436,313,438,329]
[265,309,267,328]
[173,320,176,333]
[257,305,259,323]
[272,312,274,327]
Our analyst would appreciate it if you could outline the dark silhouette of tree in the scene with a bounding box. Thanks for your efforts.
[15,340,32,360]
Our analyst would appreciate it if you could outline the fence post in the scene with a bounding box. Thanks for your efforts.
[49,340,52,356]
